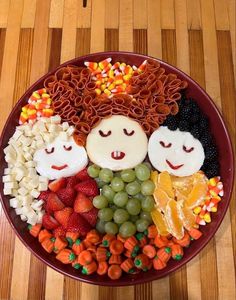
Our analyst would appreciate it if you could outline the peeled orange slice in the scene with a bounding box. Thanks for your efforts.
[165,199,184,240]
[179,206,196,230]
[157,171,174,198]
[184,182,208,209]
[171,175,193,197]
[153,187,172,212]
[150,170,159,187]
[151,208,169,236]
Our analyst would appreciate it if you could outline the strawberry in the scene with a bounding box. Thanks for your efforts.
[74,192,93,213]
[57,188,76,207]
[38,191,51,202]
[42,214,60,230]
[54,207,73,228]
[74,179,99,197]
[67,212,91,236]
[76,168,90,181]
[66,176,78,188]
[79,207,98,227]
[49,178,67,192]
[53,226,66,238]
[46,192,65,213]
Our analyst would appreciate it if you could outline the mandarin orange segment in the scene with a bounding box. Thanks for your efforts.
[171,175,194,197]
[179,206,196,230]
[157,171,174,198]
[165,199,184,240]
[153,187,172,212]
[151,209,169,236]
[184,182,208,209]
[150,170,158,187]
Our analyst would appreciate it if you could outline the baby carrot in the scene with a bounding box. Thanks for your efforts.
[54,237,68,253]
[97,261,109,275]
[188,228,202,240]
[110,239,124,255]
[78,250,93,266]
[134,254,150,270]
[83,239,93,249]
[38,229,52,243]
[86,229,101,244]
[82,260,97,275]
[117,234,126,243]
[96,247,110,262]
[156,247,172,263]
[173,231,190,247]
[147,225,158,239]
[28,223,42,237]
[56,249,76,264]
[136,233,148,248]
[153,256,166,270]
[124,236,139,251]
[72,257,82,269]
[171,244,184,260]
[142,245,156,259]
[108,265,122,280]
[102,234,116,247]
[72,239,85,255]
[120,258,135,273]
[109,254,122,265]
[41,237,55,253]
[66,232,80,247]
[154,235,168,248]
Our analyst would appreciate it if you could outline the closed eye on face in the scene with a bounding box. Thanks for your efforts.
[183,145,194,153]
[159,141,172,148]
[99,130,112,137]
[45,147,54,154]
[123,128,135,136]
[63,145,72,151]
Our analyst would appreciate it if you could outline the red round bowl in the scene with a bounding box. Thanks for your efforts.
[0,52,234,286]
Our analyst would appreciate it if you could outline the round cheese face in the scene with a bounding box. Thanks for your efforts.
[148,126,205,176]
[86,115,148,170]
[33,136,88,180]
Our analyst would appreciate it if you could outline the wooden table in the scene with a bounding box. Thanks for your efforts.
[0,1,235,299]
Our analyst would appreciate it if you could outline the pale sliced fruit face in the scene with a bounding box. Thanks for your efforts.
[153,187,172,212]
[179,206,196,230]
[151,208,169,236]
[185,182,208,209]
[165,199,184,240]
[157,171,174,198]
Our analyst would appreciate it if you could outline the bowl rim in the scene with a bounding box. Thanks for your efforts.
[0,51,234,286]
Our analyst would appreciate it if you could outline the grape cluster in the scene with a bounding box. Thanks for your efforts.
[88,164,155,238]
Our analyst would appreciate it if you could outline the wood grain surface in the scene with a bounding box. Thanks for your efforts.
[0,1,235,299]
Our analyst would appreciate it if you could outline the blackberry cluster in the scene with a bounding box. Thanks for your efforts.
[163,94,219,178]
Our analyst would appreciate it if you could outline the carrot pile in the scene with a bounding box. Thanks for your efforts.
[28,223,203,280]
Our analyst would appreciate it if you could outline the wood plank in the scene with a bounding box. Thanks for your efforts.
[0,28,6,79]
[228,0,236,82]
[0,0,10,28]
[161,29,177,66]
[77,0,92,28]
[187,0,201,29]
[186,256,202,300]
[214,0,230,30]
[161,0,175,29]
[80,283,99,300]
[135,282,152,300]
[49,0,64,28]
[47,28,62,72]
[45,268,64,300]
[119,0,133,51]
[152,277,170,300]
[64,277,81,300]
[170,267,188,300]
[76,28,91,56]
[116,286,134,300]
[105,28,119,51]
[21,0,36,28]
[99,286,117,300]
[147,0,162,59]
[134,29,147,55]
[133,0,148,29]
[105,0,119,29]
[90,0,105,53]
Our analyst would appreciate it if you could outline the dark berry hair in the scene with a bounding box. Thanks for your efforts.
[163,94,219,178]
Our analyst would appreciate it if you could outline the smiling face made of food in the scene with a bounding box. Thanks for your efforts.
[33,136,88,180]
[86,115,148,170]
[148,126,205,177]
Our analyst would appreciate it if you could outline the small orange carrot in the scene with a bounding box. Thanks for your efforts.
[117,233,126,243]
[28,223,42,237]
[154,235,168,248]
[96,247,110,262]
[136,233,148,248]
[54,237,68,253]
[66,232,80,247]
[173,231,190,247]
[86,229,101,244]
[38,229,52,243]
[72,239,85,255]
[109,254,122,265]
[72,257,82,269]
[41,237,55,253]
[110,239,124,255]
[101,234,116,247]
[83,239,93,249]
[153,256,166,270]
[108,265,122,280]
[120,258,135,273]
[171,244,184,260]
[147,225,158,239]
[156,247,172,263]
[142,245,156,259]
[134,254,150,270]
[87,245,97,253]
[97,261,109,275]
[124,249,138,258]
[124,236,139,251]
[188,228,202,240]
[56,249,76,264]
[82,260,97,275]
[78,250,93,266]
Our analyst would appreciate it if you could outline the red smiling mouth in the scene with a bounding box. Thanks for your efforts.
[51,164,68,170]
[166,160,184,170]
[111,151,125,160]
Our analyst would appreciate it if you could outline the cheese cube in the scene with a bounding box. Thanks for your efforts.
[67,126,75,136]
[5,153,16,164]
[3,188,12,195]
[20,215,28,222]
[22,195,33,206]
[12,130,23,140]
[15,208,22,215]
[4,181,18,189]
[21,206,32,216]
[36,140,44,149]
[4,168,11,175]
[18,187,28,196]
[62,122,69,130]
[37,211,44,223]
[28,168,37,177]
[39,176,48,184]
[58,131,69,141]
[23,152,32,161]
[38,182,48,191]
[2,175,14,182]
[10,198,21,208]
[27,211,38,225]
[12,189,18,197]
[30,189,40,198]
[25,161,36,168]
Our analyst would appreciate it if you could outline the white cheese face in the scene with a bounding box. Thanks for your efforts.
[33,136,88,180]
[86,115,148,170]
[148,126,205,176]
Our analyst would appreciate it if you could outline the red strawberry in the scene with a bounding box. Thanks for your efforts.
[76,168,90,181]
[49,178,66,192]
[67,212,91,236]
[66,176,78,188]
[57,188,76,207]
[53,226,66,238]
[74,179,99,197]
[74,192,93,213]
[38,191,51,202]
[42,214,60,230]
[79,207,98,227]
[54,207,73,228]
[46,192,65,213]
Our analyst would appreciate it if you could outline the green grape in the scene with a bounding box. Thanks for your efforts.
[121,169,136,182]
[142,161,152,170]
[126,198,141,215]
[98,208,114,221]
[87,164,100,178]
[135,164,151,181]
[140,211,152,223]
[105,222,119,235]
[95,177,107,188]
[126,181,141,196]
[102,185,115,202]
[113,209,129,224]
[141,180,155,196]
[136,219,149,232]
[93,195,109,209]
[119,221,137,238]
[134,193,145,201]
[109,204,119,211]
[111,177,125,192]
[99,168,113,183]
[141,195,155,212]
[113,191,128,207]
[114,171,122,177]
[129,215,139,223]
[96,219,106,234]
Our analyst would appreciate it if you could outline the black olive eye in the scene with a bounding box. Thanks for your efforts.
[63,145,72,151]
[159,141,172,148]
[183,145,194,153]
[123,128,135,136]
[45,147,54,154]
[99,130,112,137]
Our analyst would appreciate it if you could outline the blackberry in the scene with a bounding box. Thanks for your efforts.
[189,113,200,124]
[190,125,202,139]
[179,106,192,121]
[179,120,190,132]
[204,145,218,160]
[163,115,178,131]
[200,133,213,147]
[199,115,209,129]
[204,163,219,178]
